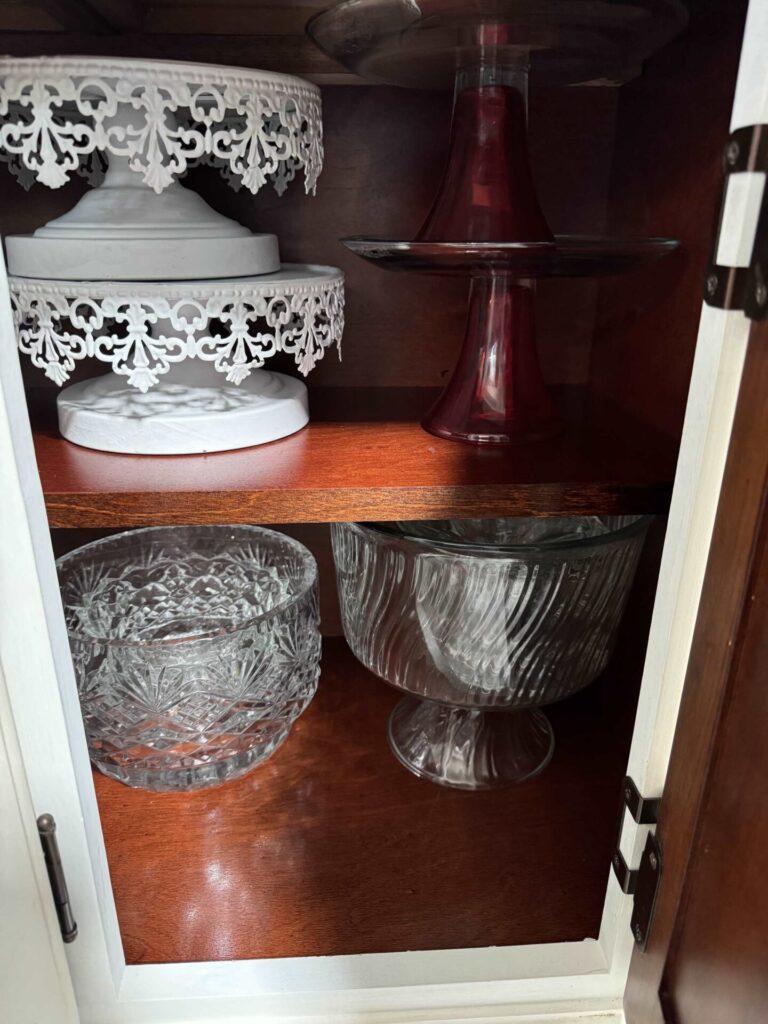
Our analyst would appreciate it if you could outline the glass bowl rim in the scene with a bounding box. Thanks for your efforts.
[55,524,318,648]
[348,515,653,556]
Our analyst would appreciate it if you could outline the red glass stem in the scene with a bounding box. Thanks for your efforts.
[417,81,552,243]
[422,276,559,445]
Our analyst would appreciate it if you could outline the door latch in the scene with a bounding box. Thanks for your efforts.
[611,776,662,951]
[37,814,78,943]
[704,123,768,319]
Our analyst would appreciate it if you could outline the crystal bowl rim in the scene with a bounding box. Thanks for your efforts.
[55,524,318,649]
[348,515,652,556]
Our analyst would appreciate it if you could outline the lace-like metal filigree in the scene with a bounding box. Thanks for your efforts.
[10,270,345,390]
[0,57,323,195]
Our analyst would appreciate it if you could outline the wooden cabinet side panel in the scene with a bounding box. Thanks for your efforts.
[624,320,768,1021]
[661,464,768,1024]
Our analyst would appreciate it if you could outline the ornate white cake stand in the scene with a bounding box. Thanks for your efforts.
[0,56,324,280]
[1,57,345,454]
[10,265,344,454]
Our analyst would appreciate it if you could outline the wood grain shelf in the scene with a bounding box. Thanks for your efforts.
[93,632,646,965]
[33,387,676,528]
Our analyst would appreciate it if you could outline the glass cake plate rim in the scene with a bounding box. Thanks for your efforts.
[358,515,653,556]
[342,235,680,277]
[306,0,689,88]
[56,523,318,649]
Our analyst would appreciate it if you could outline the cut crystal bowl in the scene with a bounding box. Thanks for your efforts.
[332,516,649,790]
[57,525,321,791]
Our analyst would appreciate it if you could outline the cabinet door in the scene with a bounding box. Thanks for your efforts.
[622,0,768,996]
[661,435,768,1024]
[0,669,78,1024]
[0,254,119,1020]
[1,249,78,1024]
[624,320,768,1022]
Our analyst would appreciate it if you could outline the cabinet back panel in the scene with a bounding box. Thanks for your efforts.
[590,0,748,438]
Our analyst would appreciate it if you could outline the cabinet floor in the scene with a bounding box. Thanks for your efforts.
[92,626,645,964]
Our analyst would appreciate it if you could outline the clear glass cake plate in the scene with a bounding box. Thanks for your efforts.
[342,235,680,277]
[307,0,689,88]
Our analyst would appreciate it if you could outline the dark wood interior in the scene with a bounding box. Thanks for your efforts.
[0,0,748,964]
[95,597,651,965]
[591,0,748,438]
[0,1,367,81]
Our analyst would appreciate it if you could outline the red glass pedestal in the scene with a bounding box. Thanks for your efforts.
[417,62,558,444]
[340,55,679,445]
[423,275,560,444]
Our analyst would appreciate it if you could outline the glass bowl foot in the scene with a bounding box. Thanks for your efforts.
[387,697,554,790]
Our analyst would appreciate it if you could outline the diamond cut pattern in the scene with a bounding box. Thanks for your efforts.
[59,528,320,791]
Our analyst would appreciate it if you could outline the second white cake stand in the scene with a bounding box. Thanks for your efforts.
[10,265,345,454]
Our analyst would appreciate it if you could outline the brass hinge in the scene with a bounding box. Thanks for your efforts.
[37,814,78,943]
[611,776,662,952]
[704,124,768,319]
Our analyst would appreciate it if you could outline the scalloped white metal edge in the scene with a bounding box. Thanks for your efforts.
[9,265,344,391]
[0,55,323,195]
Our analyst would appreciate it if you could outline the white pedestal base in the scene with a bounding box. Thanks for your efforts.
[6,231,280,282]
[57,368,309,455]
[6,174,280,281]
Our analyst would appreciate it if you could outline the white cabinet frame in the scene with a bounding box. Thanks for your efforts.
[1,3,766,1020]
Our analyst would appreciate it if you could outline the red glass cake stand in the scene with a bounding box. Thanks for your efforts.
[308,1,685,444]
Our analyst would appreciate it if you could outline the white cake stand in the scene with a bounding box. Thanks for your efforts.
[1,57,345,454]
[0,56,324,280]
[10,265,344,454]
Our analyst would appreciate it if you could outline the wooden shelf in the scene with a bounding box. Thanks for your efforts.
[93,632,645,965]
[33,387,676,528]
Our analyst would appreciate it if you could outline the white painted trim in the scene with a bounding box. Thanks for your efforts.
[623,305,750,799]
[86,1011,624,1024]
[2,2,766,1019]
[0,657,79,1024]
[0,248,123,1005]
[731,0,768,131]
[80,940,624,1022]
[595,305,751,1001]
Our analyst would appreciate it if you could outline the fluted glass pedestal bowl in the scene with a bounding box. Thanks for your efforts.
[332,516,650,790]
[57,526,320,792]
